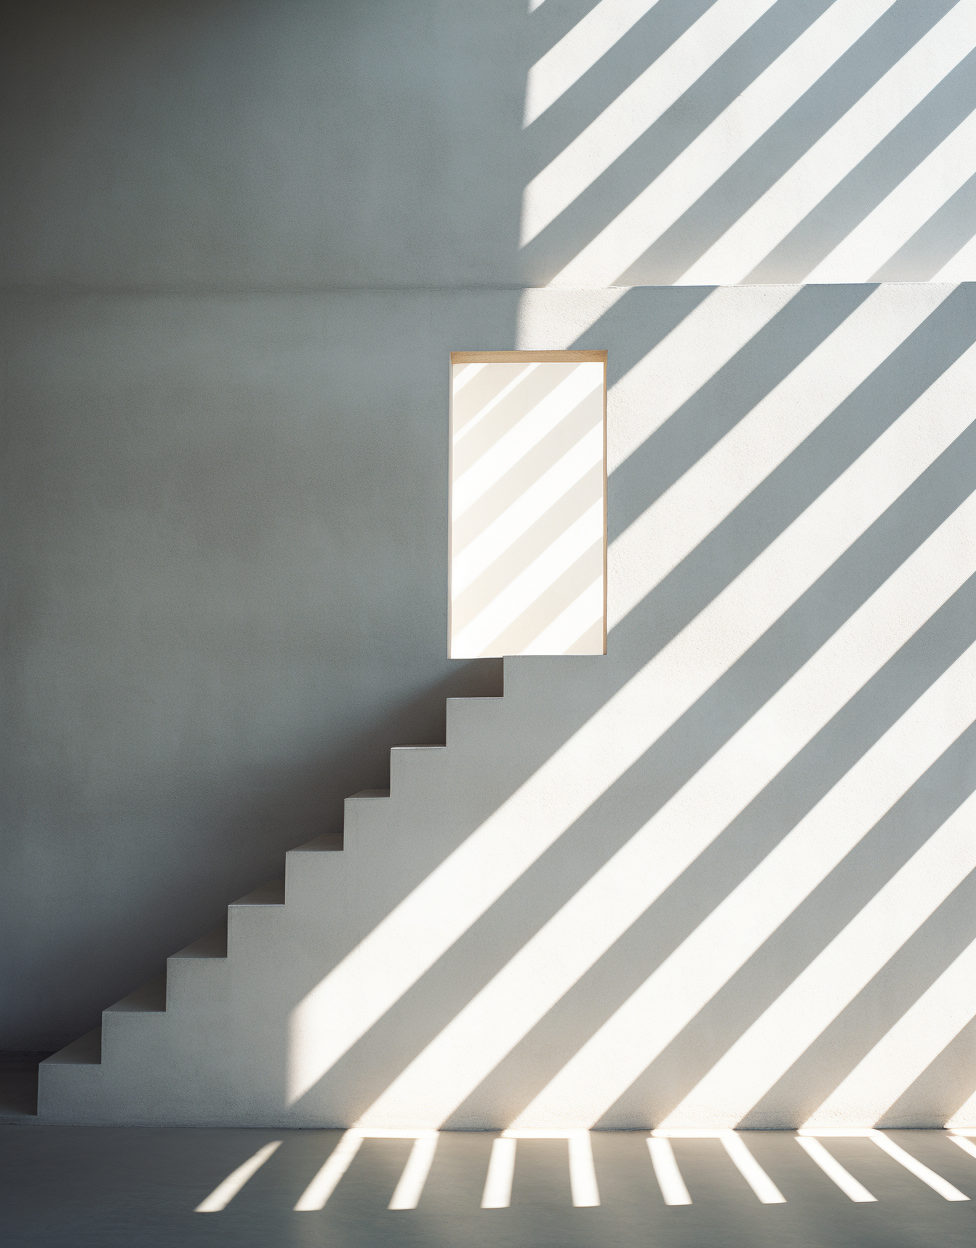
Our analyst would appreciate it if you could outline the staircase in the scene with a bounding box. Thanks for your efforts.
[38,664,604,1127]
[36,285,976,1130]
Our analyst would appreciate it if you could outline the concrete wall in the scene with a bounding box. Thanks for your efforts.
[37,283,976,1127]
[4,0,975,291]
[4,0,976,1059]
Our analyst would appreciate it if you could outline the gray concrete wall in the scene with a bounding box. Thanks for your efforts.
[36,283,976,1128]
[4,0,976,1055]
[1,289,512,1050]
[4,0,975,292]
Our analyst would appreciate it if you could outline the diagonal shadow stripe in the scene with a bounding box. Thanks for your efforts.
[568,285,713,390]
[610,286,976,656]
[527,0,608,67]
[588,720,976,1128]
[565,617,604,655]
[736,866,976,1128]
[452,364,582,490]
[606,285,872,542]
[519,0,839,281]
[742,45,976,283]
[453,363,536,438]
[452,387,601,557]
[451,468,602,634]
[615,0,964,285]
[805,926,976,1128]
[286,291,976,1117]
[523,0,718,149]
[438,588,976,1128]
[290,445,976,1120]
[483,540,602,656]
[871,170,976,281]
[792,110,976,283]
[880,1015,976,1126]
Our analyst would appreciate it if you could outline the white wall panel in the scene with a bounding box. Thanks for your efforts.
[450,355,606,658]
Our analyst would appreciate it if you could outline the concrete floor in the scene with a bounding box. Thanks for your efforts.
[2,1119,976,1248]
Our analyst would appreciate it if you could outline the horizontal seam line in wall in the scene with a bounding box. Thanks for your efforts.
[0,281,955,297]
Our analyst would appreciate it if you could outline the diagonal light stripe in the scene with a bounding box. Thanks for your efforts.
[452,423,603,593]
[810,937,976,1126]
[291,339,976,1109]
[453,365,601,517]
[868,1133,969,1200]
[453,364,538,445]
[795,1137,877,1201]
[452,362,488,399]
[359,482,976,1130]
[388,1135,439,1209]
[453,501,603,656]
[524,0,663,126]
[607,286,798,474]
[661,785,976,1128]
[805,109,976,282]
[721,1133,786,1202]
[294,1132,363,1210]
[195,1141,282,1212]
[646,1137,692,1204]
[609,285,953,629]
[549,0,900,283]
[679,0,976,284]
[801,1131,970,1200]
[931,232,976,281]
[528,704,976,1130]
[522,576,604,656]
[521,0,783,245]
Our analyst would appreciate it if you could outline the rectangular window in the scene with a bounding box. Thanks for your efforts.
[449,350,607,658]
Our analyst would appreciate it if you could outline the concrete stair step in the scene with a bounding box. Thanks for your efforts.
[390,745,447,794]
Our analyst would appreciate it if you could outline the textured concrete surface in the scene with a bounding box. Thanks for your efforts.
[3,0,976,1075]
[30,284,976,1128]
[3,1,974,290]
[3,1126,976,1248]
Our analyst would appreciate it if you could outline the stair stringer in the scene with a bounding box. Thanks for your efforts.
[36,666,615,1126]
[35,609,976,1129]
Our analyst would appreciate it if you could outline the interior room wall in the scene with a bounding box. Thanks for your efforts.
[3,0,975,1054]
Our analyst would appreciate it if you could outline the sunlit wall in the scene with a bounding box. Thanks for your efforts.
[6,0,976,1134]
[39,281,976,1128]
